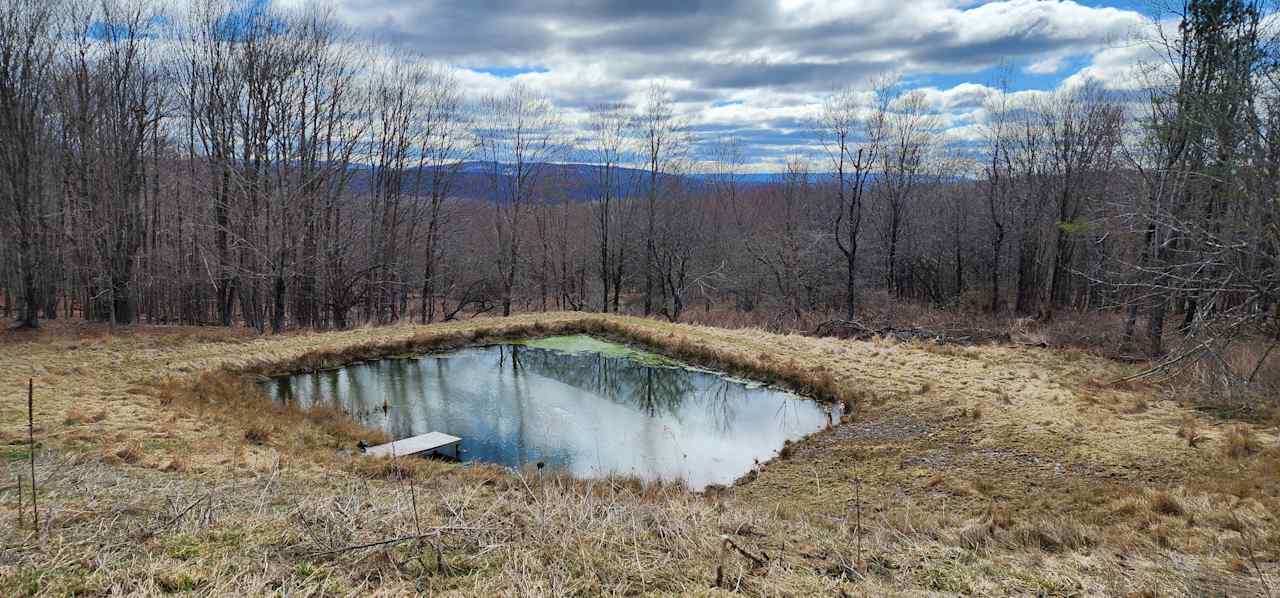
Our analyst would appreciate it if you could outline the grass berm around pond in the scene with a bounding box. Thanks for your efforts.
[1,313,1278,596]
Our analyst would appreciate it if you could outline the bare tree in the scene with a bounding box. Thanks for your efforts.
[0,0,61,328]
[57,0,167,326]
[818,83,886,320]
[875,88,939,298]
[476,83,561,317]
[637,83,686,316]
[980,76,1016,314]
[1108,0,1279,374]
[412,66,468,324]
[1035,81,1123,315]
[584,102,633,312]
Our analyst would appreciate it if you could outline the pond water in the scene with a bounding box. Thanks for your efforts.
[266,335,836,489]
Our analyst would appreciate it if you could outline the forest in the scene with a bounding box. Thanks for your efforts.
[1,0,1276,399]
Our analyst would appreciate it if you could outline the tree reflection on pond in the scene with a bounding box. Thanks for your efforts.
[269,336,835,489]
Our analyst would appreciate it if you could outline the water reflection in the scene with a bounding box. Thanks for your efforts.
[269,339,835,489]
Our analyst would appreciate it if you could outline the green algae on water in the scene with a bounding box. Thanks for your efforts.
[517,334,680,367]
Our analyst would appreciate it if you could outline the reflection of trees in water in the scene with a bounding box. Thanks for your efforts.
[506,348,695,417]
[698,380,741,435]
[269,345,825,446]
[381,359,418,439]
[272,368,348,413]
[270,378,293,404]
[495,344,525,372]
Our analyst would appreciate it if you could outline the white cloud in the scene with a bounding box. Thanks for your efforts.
[287,0,1163,169]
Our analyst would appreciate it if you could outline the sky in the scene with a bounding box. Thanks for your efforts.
[284,0,1169,170]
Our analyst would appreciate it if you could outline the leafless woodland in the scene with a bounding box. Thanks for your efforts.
[1,0,1277,400]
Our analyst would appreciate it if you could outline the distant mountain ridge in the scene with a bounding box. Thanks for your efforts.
[343,161,797,202]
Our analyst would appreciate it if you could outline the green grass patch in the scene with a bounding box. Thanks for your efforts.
[1,445,31,462]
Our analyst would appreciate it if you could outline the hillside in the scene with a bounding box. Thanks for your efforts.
[2,315,1276,596]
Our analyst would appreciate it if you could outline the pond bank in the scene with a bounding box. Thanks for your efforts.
[2,313,1277,595]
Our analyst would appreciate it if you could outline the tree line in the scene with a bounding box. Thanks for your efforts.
[1,0,1276,384]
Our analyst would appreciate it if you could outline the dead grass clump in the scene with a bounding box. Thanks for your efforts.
[1204,510,1246,532]
[114,442,143,464]
[957,520,996,551]
[1006,519,1096,553]
[1147,521,1180,549]
[920,342,978,360]
[971,478,996,497]
[1176,416,1204,447]
[1107,495,1145,522]
[162,455,189,472]
[63,408,87,425]
[1147,491,1185,517]
[956,501,1014,551]
[1223,476,1262,499]
[883,504,946,541]
[350,455,445,481]
[304,404,389,447]
[1222,425,1260,459]
[243,423,272,445]
[923,476,981,498]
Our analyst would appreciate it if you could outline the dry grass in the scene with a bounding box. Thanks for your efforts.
[1,313,1278,596]
[1223,424,1261,459]
[1177,415,1205,447]
[242,422,272,446]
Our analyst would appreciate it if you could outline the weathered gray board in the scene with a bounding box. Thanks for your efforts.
[365,432,461,458]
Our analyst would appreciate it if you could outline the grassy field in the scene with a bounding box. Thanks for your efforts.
[1,313,1277,596]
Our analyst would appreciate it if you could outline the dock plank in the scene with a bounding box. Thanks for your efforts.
[365,432,461,458]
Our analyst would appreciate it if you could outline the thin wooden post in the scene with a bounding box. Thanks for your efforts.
[28,378,37,532]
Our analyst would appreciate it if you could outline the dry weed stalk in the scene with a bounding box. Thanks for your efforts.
[27,377,38,532]
[15,473,23,530]
[853,477,864,573]
[714,534,768,589]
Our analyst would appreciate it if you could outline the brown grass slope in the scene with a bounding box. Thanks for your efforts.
[1,313,1277,596]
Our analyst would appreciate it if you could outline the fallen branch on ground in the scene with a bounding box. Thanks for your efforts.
[304,526,500,558]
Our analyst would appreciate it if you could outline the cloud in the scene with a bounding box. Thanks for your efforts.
[312,0,1152,170]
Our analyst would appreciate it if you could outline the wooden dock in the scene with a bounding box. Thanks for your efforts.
[365,432,462,459]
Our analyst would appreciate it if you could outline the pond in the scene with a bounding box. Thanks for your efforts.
[267,335,837,489]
